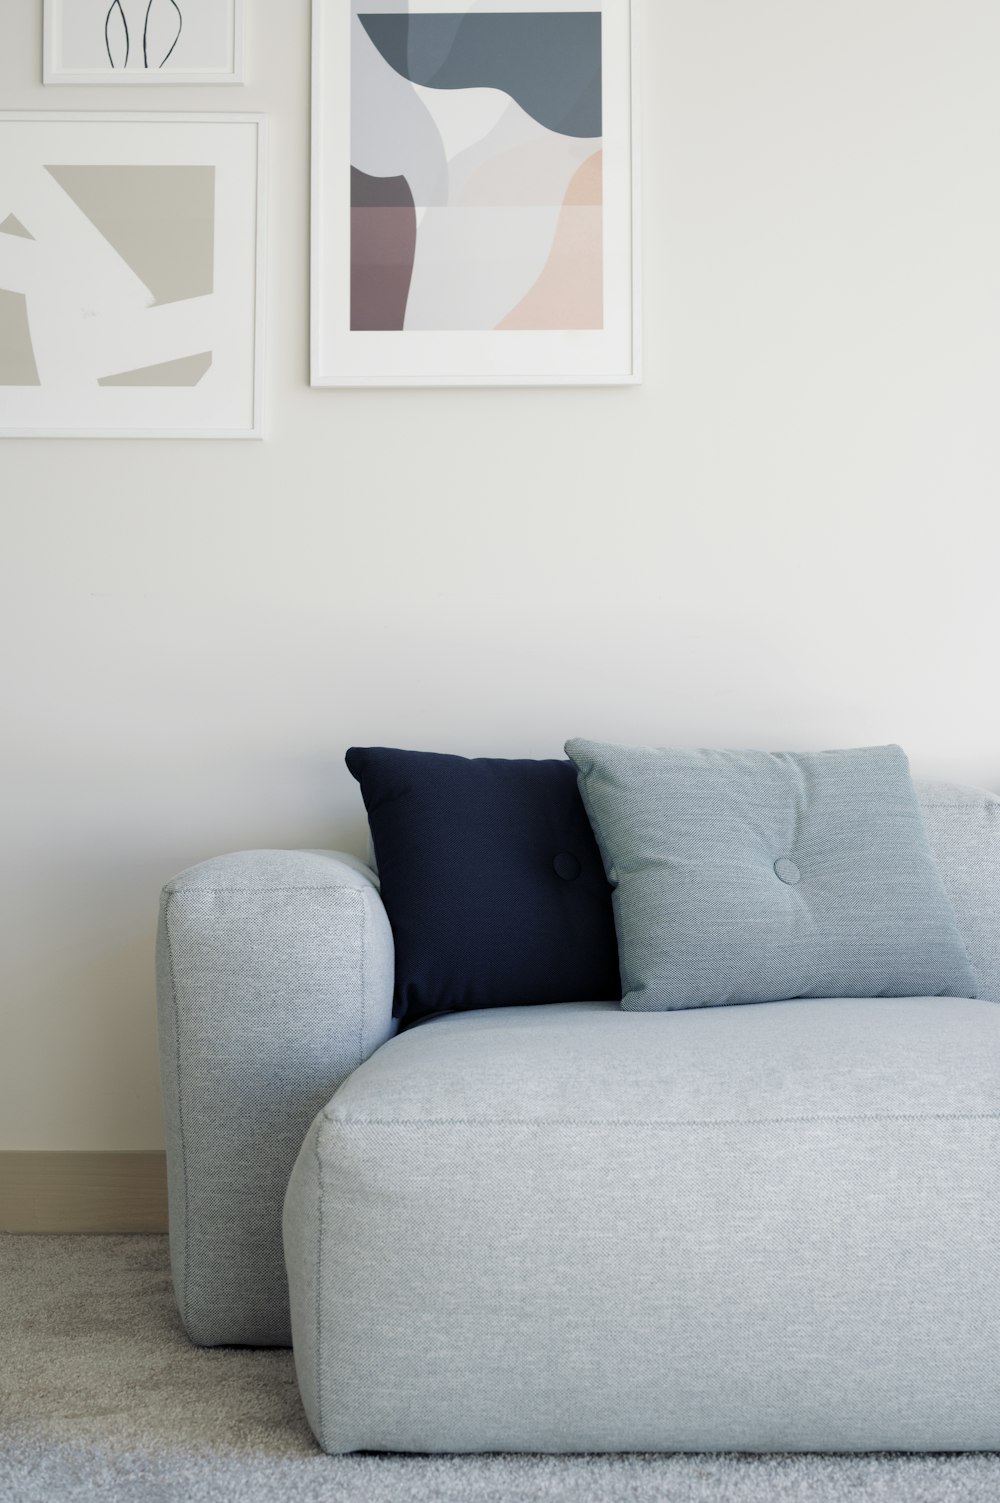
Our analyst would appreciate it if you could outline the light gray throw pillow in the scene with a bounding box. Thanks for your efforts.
[565,740,977,1010]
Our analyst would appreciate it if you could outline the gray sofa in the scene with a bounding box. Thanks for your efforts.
[157,779,1000,1454]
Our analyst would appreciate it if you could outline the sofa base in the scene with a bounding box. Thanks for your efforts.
[283,1000,1000,1454]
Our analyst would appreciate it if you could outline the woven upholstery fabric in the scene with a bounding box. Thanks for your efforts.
[918,780,1000,1002]
[284,997,1000,1454]
[345,747,620,1022]
[156,850,395,1348]
[161,779,997,1354]
[566,741,976,1010]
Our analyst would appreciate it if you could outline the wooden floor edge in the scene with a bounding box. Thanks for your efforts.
[0,1151,168,1234]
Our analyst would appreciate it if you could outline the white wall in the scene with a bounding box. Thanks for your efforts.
[3,0,999,1150]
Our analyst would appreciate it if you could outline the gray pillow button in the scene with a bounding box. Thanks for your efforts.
[774,858,801,885]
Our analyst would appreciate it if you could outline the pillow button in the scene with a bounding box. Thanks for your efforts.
[553,853,581,881]
[774,858,801,885]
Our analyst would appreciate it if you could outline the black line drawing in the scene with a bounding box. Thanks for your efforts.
[105,1,128,68]
[145,0,183,68]
[105,0,183,71]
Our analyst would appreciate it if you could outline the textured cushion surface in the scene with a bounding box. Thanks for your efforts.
[345,747,620,1021]
[566,740,976,1010]
[284,997,1000,1454]
[157,849,395,1348]
[158,778,998,1355]
[328,994,994,1125]
[918,780,1000,1003]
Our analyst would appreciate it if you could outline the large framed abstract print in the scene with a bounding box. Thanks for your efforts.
[0,114,266,438]
[312,0,640,387]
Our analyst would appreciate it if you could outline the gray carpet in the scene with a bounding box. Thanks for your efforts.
[3,1237,1000,1503]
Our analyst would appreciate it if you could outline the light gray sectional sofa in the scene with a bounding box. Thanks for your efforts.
[157,780,1000,1454]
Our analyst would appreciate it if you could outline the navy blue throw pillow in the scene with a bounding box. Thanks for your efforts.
[345,747,621,1023]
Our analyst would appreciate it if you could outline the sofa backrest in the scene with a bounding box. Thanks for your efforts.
[366,776,998,1001]
[917,781,1000,1002]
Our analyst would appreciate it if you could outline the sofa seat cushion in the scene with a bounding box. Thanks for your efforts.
[329,996,999,1125]
[284,996,1000,1454]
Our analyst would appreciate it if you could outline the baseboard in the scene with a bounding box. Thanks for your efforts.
[0,1151,168,1233]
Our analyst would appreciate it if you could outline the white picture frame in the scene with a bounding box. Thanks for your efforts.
[311,0,641,387]
[43,0,246,86]
[0,112,266,439]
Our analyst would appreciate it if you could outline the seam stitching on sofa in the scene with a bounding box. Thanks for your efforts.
[954,922,978,992]
[163,890,191,1333]
[358,891,367,1070]
[166,884,371,895]
[323,1111,1000,1128]
[920,805,1000,814]
[315,1125,326,1453]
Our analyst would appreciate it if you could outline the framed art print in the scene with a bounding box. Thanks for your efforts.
[0,113,266,438]
[312,0,640,387]
[43,0,246,85]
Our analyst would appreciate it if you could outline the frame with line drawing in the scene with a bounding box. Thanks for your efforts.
[43,0,246,85]
[0,113,266,438]
[312,0,640,387]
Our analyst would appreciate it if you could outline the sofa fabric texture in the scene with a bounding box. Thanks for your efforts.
[918,781,1000,1007]
[283,996,1000,1454]
[157,779,999,1353]
[156,849,395,1347]
[566,741,976,1010]
[345,747,621,1022]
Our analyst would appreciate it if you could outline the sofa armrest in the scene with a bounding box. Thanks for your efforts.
[156,849,394,1347]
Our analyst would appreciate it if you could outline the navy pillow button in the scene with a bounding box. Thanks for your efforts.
[774,858,801,885]
[554,853,582,882]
